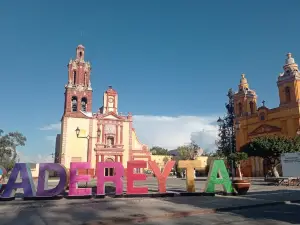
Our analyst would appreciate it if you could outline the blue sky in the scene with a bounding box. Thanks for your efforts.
[1,0,300,161]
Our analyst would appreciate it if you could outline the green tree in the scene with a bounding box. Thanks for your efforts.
[241,135,298,177]
[150,146,169,155]
[227,152,248,180]
[0,129,26,176]
[163,156,169,165]
[216,88,236,157]
[176,141,200,160]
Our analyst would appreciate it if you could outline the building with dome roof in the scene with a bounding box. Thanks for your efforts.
[54,45,151,176]
[234,53,300,177]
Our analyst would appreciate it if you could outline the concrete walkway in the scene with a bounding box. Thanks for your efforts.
[2,177,300,224]
[1,189,300,225]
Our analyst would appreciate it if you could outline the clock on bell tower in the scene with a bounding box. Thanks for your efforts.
[103,86,118,114]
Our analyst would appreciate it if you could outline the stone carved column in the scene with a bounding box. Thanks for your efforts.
[102,124,105,143]
[116,125,119,144]
[96,155,99,173]
[120,125,123,144]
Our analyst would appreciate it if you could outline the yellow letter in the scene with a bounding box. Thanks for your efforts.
[178,160,202,192]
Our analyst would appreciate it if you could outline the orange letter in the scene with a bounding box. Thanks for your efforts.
[148,160,175,193]
[126,161,148,194]
[178,160,202,192]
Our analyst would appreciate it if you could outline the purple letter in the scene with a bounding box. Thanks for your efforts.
[2,163,36,198]
[96,162,124,195]
[69,162,92,196]
[36,163,67,197]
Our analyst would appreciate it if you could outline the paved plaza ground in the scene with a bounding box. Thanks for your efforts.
[1,177,300,224]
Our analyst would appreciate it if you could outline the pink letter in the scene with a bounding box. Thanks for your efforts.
[68,162,92,196]
[96,162,124,195]
[126,160,148,194]
[148,160,175,193]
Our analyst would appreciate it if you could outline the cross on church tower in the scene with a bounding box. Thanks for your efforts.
[262,100,265,106]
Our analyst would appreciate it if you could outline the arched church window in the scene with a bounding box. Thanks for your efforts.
[71,96,77,112]
[260,112,265,121]
[249,101,254,114]
[79,52,82,57]
[73,71,77,85]
[107,136,114,147]
[238,102,243,116]
[81,98,87,112]
[285,86,291,103]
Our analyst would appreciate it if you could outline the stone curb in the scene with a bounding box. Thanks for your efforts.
[81,199,300,225]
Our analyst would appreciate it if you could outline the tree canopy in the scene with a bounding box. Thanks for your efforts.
[0,129,26,174]
[240,135,300,177]
[240,135,298,165]
[175,141,200,160]
[150,146,169,155]
[227,152,248,167]
[216,88,236,157]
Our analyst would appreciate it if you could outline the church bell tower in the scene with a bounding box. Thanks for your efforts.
[63,45,93,117]
[234,74,258,117]
[277,53,300,108]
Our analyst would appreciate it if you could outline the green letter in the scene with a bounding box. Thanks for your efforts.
[204,160,233,193]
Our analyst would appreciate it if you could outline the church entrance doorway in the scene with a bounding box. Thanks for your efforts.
[105,158,114,176]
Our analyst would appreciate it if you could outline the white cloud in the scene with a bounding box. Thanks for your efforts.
[39,123,60,131]
[17,151,54,163]
[133,115,219,151]
[45,135,57,142]
[39,115,220,154]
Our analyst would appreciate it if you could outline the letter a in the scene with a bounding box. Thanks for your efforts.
[204,160,233,194]
[2,163,36,198]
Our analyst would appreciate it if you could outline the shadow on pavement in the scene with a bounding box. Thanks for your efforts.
[2,187,300,224]
[161,189,300,224]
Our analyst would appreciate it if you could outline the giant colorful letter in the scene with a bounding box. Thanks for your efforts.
[204,160,233,193]
[0,165,7,192]
[178,160,202,192]
[148,160,175,193]
[96,162,124,195]
[69,162,92,196]
[127,160,148,194]
[2,163,36,198]
[36,163,68,196]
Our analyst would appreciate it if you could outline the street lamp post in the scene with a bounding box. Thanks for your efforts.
[75,127,101,186]
[217,117,240,181]
[75,126,101,160]
[233,120,241,181]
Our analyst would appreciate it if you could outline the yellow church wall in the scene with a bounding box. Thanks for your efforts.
[132,129,143,150]
[150,155,172,171]
[237,107,300,150]
[63,117,90,168]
